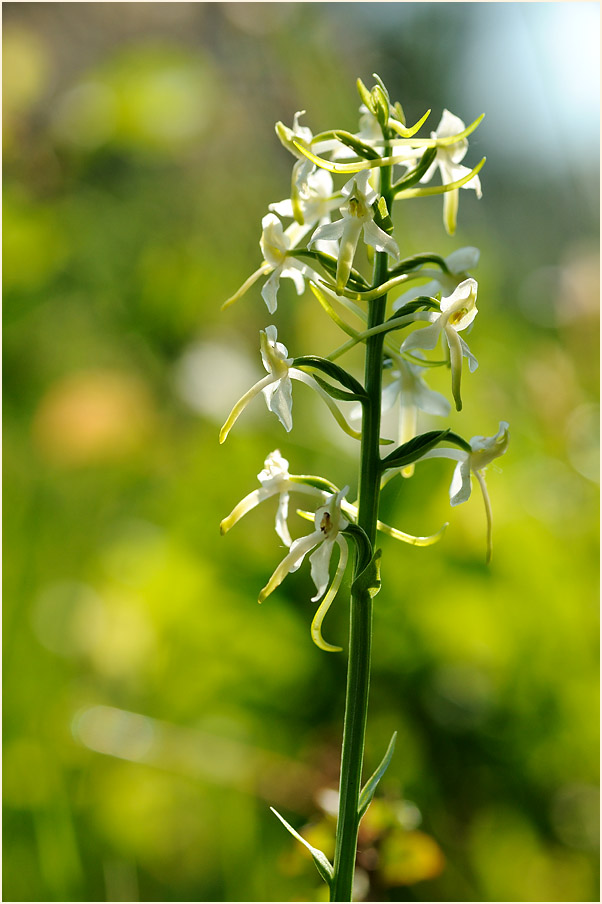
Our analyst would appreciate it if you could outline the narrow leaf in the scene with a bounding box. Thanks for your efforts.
[311,374,367,403]
[270,807,333,886]
[332,130,381,161]
[392,146,437,194]
[381,429,451,470]
[358,732,397,820]
[292,355,367,398]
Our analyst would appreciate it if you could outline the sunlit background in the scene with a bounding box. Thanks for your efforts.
[3,3,599,902]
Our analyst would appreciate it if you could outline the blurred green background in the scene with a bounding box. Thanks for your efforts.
[3,3,599,902]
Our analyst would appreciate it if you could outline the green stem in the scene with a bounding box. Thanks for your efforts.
[330,159,393,902]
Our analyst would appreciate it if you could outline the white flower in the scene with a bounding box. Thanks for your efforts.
[382,354,451,476]
[219,326,362,443]
[392,247,480,311]
[220,450,327,547]
[259,214,312,313]
[309,169,400,291]
[399,278,479,411]
[418,421,510,562]
[421,109,483,235]
[269,168,342,255]
[259,487,351,652]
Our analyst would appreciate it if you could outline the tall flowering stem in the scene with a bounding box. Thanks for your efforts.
[220,75,507,902]
[332,159,393,900]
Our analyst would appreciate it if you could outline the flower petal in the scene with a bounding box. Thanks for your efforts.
[310,536,347,652]
[258,531,321,602]
[450,458,472,505]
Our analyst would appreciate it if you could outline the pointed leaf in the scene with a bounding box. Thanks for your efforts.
[381,429,451,470]
[332,130,381,161]
[292,355,367,399]
[311,374,367,403]
[270,807,333,886]
[392,146,437,194]
[358,732,397,820]
[389,252,450,277]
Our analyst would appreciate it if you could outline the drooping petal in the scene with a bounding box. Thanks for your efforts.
[261,268,282,314]
[275,491,292,546]
[220,487,273,535]
[222,262,272,312]
[258,531,322,602]
[362,219,400,261]
[220,373,279,443]
[309,536,337,602]
[443,186,460,236]
[449,457,472,505]
[444,324,465,412]
[336,217,364,291]
[310,536,348,652]
[473,469,494,564]
[262,372,293,431]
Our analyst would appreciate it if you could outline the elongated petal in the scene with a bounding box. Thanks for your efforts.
[261,268,281,314]
[362,219,400,261]
[309,537,336,602]
[450,458,472,505]
[220,487,273,535]
[280,263,307,296]
[258,531,321,602]
[459,335,479,372]
[474,469,494,563]
[275,492,292,546]
[399,400,418,478]
[220,374,278,443]
[290,370,363,440]
[376,518,448,546]
[222,263,271,311]
[336,217,363,291]
[310,536,348,652]
[262,373,293,431]
[443,186,460,236]
[445,324,465,411]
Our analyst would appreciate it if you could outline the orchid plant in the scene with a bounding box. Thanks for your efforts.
[219,75,508,902]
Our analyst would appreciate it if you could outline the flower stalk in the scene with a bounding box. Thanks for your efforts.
[219,74,507,902]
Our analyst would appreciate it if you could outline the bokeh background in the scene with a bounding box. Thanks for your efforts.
[3,3,599,902]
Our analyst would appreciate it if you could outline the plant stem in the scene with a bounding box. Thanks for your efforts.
[331,163,393,901]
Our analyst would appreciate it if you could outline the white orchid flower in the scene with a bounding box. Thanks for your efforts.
[223,213,313,314]
[383,353,451,477]
[418,421,510,562]
[399,277,479,411]
[392,247,480,311]
[309,169,400,291]
[269,168,342,255]
[219,326,362,443]
[220,450,327,547]
[420,109,483,235]
[259,487,351,652]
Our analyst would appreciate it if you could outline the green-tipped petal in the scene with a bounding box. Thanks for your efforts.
[310,537,348,653]
[220,488,271,535]
[474,469,494,564]
[222,263,271,311]
[258,532,320,603]
[445,325,464,412]
[219,374,278,443]
[376,518,448,547]
[292,140,418,174]
[388,108,431,138]
[397,157,486,199]
[290,370,363,440]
